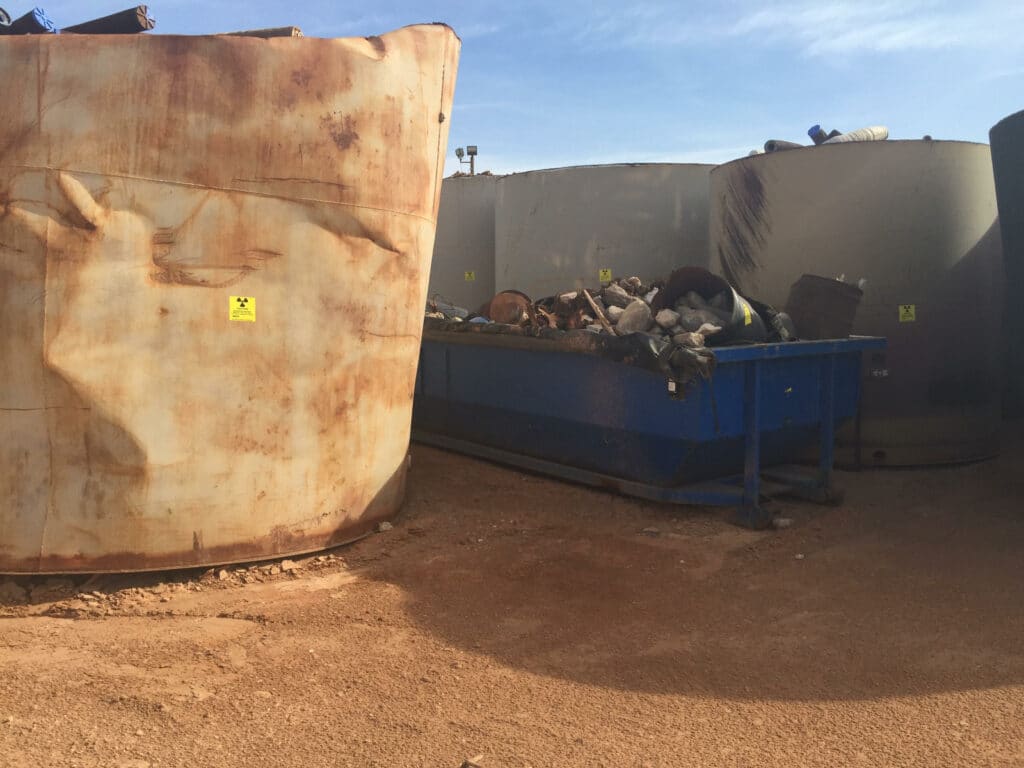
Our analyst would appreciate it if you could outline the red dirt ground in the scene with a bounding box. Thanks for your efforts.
[2,435,1023,767]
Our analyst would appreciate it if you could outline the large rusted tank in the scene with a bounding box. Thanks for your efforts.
[710,141,1002,466]
[0,26,460,573]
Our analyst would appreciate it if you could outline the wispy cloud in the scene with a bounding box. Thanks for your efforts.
[978,67,1024,82]
[562,0,1020,57]
[453,100,529,114]
[568,2,722,48]
[580,145,754,166]
[732,1,1011,55]
[455,22,501,39]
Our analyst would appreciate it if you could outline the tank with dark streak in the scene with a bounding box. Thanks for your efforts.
[710,140,1003,466]
[0,26,460,573]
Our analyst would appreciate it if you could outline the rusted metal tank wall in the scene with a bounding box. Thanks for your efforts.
[494,164,713,299]
[428,174,499,310]
[710,141,1003,466]
[0,26,460,573]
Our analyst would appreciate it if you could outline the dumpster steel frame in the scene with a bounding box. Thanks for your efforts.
[413,336,884,529]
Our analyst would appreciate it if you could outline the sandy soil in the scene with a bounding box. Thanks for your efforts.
[2,435,1023,768]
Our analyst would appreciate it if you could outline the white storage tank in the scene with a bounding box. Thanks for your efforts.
[710,140,1003,466]
[428,174,499,311]
[494,163,713,298]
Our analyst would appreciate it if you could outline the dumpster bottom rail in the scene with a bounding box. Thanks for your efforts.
[411,437,839,530]
[413,351,843,529]
[413,336,884,528]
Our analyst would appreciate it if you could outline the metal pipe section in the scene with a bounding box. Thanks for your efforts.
[3,7,57,34]
[62,6,155,34]
[222,26,304,38]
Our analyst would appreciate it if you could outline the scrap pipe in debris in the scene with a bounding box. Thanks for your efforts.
[0,7,10,27]
[807,124,829,145]
[764,139,804,153]
[62,5,154,34]
[222,26,303,38]
[2,7,57,34]
[823,126,889,144]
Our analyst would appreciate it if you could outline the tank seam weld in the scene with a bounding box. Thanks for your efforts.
[2,164,437,224]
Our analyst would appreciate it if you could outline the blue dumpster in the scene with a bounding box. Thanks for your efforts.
[413,329,885,527]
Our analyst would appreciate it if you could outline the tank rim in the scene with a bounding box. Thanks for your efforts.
[712,138,992,173]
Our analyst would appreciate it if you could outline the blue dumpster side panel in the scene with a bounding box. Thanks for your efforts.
[414,336,873,486]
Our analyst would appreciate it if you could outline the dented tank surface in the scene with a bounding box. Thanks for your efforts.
[0,27,460,573]
[710,141,1003,466]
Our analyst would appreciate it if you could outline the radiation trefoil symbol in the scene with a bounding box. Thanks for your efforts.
[229,295,256,322]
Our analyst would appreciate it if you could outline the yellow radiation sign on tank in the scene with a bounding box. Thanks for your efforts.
[230,296,256,322]
[899,304,916,323]
[599,268,613,282]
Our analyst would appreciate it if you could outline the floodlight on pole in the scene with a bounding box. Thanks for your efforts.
[454,145,478,175]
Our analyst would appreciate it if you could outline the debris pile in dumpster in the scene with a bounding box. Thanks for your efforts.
[427,267,804,345]
[425,267,813,386]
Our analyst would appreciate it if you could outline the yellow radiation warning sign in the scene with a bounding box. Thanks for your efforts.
[599,268,613,282]
[899,304,916,323]
[230,296,256,322]
[464,270,476,282]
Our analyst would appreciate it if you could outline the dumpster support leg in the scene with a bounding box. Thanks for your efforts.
[734,360,771,528]
[817,355,836,489]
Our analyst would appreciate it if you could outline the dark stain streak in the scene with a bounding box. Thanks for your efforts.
[150,247,282,288]
[718,163,769,289]
[360,331,420,341]
[233,176,351,191]
[320,112,360,151]
[0,406,91,412]
[365,35,386,56]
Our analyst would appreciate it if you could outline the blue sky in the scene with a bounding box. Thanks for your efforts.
[39,0,1024,173]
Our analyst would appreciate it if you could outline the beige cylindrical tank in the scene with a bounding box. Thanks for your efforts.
[0,26,460,573]
[429,174,499,310]
[495,164,713,298]
[710,141,1003,466]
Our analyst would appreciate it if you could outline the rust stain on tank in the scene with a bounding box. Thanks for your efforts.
[0,25,461,574]
[321,112,360,151]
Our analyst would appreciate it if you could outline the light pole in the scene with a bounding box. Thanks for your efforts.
[454,145,478,175]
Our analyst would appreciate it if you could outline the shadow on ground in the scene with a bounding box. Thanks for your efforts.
[356,431,1024,702]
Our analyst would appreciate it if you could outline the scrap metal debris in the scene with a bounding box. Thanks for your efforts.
[759,123,890,154]
[426,267,800,348]
[0,5,156,34]
[424,268,799,392]
[62,5,154,33]
[221,26,304,38]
